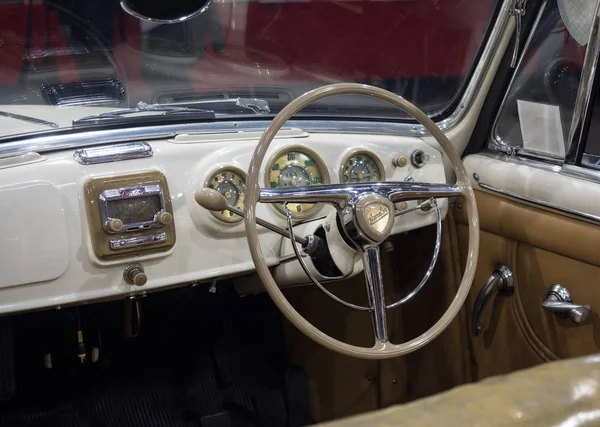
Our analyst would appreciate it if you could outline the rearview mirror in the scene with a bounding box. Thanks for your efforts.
[120,0,212,23]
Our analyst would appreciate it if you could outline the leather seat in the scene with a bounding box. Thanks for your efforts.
[319,355,600,426]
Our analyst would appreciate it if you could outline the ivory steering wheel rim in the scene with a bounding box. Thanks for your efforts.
[244,83,479,360]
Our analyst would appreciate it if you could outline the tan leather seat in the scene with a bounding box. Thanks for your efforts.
[319,355,600,426]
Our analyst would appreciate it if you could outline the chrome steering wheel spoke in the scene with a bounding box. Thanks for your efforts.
[259,181,463,209]
[362,245,389,343]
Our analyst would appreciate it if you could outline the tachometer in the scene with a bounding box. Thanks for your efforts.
[340,150,385,183]
[205,167,246,223]
[266,147,329,218]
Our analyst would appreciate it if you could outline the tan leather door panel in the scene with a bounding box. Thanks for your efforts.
[517,244,600,359]
[456,191,600,380]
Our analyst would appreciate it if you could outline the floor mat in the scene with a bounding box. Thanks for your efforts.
[0,285,309,427]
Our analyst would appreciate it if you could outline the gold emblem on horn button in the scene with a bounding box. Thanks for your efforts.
[364,203,391,233]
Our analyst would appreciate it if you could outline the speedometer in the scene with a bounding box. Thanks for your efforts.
[266,146,329,218]
[205,167,246,223]
[340,150,385,183]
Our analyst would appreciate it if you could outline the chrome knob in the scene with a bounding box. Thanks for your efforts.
[156,211,172,226]
[124,263,147,286]
[106,218,124,233]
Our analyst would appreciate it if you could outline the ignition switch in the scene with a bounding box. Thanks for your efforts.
[410,149,430,168]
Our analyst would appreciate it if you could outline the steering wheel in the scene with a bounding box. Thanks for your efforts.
[244,83,479,359]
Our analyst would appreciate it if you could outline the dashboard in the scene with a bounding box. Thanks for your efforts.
[0,129,448,314]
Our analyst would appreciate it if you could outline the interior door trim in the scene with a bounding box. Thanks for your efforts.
[464,154,600,225]
[477,181,600,224]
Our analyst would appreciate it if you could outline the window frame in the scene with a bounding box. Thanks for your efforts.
[488,0,600,178]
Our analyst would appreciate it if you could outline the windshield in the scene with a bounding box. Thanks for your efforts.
[0,0,497,139]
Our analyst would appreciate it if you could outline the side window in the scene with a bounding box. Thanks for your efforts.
[492,0,589,160]
[581,87,600,167]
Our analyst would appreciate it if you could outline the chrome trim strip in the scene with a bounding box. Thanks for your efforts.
[73,141,153,165]
[434,0,514,133]
[477,181,600,223]
[566,1,600,164]
[490,0,548,154]
[560,164,600,184]
[0,0,512,157]
[110,232,167,250]
[480,151,600,184]
[478,150,562,173]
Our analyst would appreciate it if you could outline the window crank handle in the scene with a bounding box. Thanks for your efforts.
[542,285,591,325]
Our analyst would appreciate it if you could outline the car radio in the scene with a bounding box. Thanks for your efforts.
[84,171,176,260]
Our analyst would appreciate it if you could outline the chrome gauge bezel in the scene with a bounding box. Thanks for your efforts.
[338,149,386,184]
[264,145,330,219]
[204,166,247,224]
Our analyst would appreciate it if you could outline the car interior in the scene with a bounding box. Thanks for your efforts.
[1,0,600,426]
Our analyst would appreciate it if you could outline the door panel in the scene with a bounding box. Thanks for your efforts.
[456,190,600,380]
[456,223,550,380]
[517,244,600,359]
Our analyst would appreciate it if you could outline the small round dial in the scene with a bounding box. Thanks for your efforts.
[340,150,385,183]
[266,147,329,218]
[206,167,246,223]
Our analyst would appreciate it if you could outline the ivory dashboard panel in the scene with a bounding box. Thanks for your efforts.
[0,131,448,314]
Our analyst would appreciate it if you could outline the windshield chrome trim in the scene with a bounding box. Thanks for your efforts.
[0,0,512,157]
[566,0,600,164]
[433,0,513,134]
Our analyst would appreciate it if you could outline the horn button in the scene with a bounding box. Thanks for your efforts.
[348,194,395,245]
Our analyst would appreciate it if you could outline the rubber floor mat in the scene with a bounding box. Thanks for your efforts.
[0,287,298,427]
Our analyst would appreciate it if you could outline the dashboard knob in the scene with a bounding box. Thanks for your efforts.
[106,218,124,233]
[392,156,408,167]
[156,211,173,226]
[124,263,147,286]
[195,188,229,211]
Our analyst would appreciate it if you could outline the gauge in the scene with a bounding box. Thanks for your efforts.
[339,150,385,183]
[266,146,329,218]
[205,167,246,223]
[106,195,162,224]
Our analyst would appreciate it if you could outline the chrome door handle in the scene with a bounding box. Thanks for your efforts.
[472,265,514,336]
[542,285,591,325]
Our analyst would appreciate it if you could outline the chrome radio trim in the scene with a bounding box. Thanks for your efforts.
[110,232,167,250]
[99,184,167,233]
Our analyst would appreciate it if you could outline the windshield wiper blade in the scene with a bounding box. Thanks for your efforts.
[0,111,59,128]
[72,101,216,126]
[169,97,271,114]
[72,98,270,126]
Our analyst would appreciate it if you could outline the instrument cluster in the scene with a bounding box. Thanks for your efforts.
[203,146,390,222]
